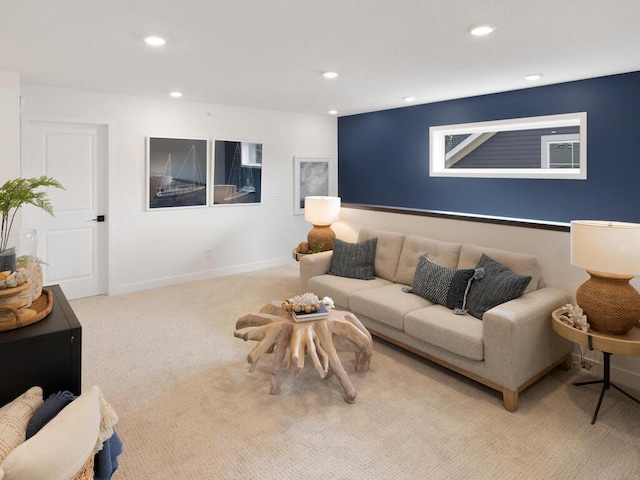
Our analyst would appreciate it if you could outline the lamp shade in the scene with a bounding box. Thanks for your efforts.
[304,196,341,225]
[571,220,640,276]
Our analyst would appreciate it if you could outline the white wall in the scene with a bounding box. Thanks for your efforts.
[0,70,20,182]
[20,85,334,294]
[335,207,640,391]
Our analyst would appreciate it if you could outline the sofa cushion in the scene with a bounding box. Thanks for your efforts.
[409,255,476,311]
[358,229,405,282]
[404,305,484,361]
[350,284,433,331]
[308,274,392,309]
[465,254,532,320]
[396,235,462,285]
[329,238,377,280]
[457,243,540,293]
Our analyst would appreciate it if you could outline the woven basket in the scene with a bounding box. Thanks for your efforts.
[0,286,53,332]
[71,454,95,480]
[0,280,31,323]
[29,262,44,302]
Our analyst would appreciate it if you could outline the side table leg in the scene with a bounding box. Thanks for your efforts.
[591,384,607,425]
[573,352,612,425]
[590,351,611,424]
[611,385,640,405]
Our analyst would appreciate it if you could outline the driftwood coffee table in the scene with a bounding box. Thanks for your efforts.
[234,301,373,403]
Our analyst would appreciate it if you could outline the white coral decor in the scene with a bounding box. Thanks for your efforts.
[322,296,335,309]
[281,293,335,314]
[290,292,321,307]
[558,303,589,332]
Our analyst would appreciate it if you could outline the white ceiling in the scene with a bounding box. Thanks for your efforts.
[2,0,639,116]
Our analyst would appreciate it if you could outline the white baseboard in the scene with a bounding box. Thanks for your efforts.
[110,258,286,296]
[570,349,640,393]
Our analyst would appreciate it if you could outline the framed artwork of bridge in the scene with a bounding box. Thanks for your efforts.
[146,137,209,210]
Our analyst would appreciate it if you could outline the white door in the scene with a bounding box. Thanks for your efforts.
[21,119,108,299]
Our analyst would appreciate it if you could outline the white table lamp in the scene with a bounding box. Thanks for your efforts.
[571,220,640,334]
[304,196,341,252]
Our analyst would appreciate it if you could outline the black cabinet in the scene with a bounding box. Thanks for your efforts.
[0,285,81,405]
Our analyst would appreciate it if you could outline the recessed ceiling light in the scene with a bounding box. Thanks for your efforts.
[467,24,495,36]
[328,110,338,115]
[323,71,338,79]
[525,73,543,81]
[403,96,415,102]
[144,36,166,46]
[169,91,183,98]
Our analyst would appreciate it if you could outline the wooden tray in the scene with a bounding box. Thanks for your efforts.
[0,288,54,332]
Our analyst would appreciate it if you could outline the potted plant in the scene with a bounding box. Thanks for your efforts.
[0,176,64,277]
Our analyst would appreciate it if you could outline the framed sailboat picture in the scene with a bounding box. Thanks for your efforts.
[212,139,262,205]
[293,156,334,215]
[147,137,209,210]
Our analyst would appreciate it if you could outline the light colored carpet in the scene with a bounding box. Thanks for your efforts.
[70,265,640,479]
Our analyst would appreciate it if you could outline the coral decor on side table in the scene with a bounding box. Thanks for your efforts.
[556,303,590,333]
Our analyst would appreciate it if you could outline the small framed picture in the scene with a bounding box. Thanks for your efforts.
[147,137,209,210]
[293,156,335,215]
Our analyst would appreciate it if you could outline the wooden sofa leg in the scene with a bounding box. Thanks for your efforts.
[503,389,518,412]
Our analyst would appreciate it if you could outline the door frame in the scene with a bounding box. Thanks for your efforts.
[20,114,113,297]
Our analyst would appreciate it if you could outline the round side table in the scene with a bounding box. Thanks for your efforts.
[552,308,640,424]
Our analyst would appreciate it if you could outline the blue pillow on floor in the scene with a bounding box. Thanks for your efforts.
[26,390,76,439]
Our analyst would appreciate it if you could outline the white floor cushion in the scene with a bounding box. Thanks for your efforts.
[0,385,102,480]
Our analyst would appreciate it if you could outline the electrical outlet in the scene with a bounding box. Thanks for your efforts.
[205,249,212,258]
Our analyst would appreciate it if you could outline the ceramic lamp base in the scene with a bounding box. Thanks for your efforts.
[576,270,640,335]
[307,225,335,252]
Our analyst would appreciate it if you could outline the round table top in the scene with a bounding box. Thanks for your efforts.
[552,308,640,357]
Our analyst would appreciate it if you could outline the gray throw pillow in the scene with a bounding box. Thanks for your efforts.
[465,254,532,320]
[329,238,377,280]
[408,254,476,311]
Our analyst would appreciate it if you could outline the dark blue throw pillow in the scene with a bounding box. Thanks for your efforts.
[409,254,476,311]
[465,254,532,320]
[329,237,377,280]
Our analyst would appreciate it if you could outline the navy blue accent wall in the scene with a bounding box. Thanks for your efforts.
[338,71,640,223]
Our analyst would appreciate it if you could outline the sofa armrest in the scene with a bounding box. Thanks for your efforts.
[482,287,573,391]
[299,251,333,292]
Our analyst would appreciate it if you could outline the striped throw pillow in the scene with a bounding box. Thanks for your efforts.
[409,254,476,311]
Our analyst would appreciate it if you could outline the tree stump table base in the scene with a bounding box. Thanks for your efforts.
[234,301,373,403]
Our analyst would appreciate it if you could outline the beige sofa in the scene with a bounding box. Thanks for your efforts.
[300,229,572,411]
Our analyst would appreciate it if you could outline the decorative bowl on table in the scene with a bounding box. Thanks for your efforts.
[281,292,334,314]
